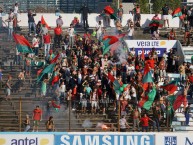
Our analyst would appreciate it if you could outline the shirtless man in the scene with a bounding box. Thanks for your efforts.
[132,107,141,131]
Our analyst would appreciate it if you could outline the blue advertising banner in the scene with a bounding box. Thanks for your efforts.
[135,48,167,57]
[55,133,155,145]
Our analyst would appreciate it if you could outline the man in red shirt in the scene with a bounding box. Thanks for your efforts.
[32,106,42,132]
[139,113,154,132]
[54,24,62,48]
[43,33,51,57]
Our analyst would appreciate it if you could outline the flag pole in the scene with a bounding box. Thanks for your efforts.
[68,99,71,132]
[118,99,121,132]
[19,96,22,132]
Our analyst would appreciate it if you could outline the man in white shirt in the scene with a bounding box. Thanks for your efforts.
[68,24,75,47]
[119,115,129,132]
[32,35,39,57]
[127,23,134,40]
[96,21,102,40]
[14,3,19,18]
[56,15,63,27]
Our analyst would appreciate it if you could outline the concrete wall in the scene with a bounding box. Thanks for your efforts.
[1,13,180,28]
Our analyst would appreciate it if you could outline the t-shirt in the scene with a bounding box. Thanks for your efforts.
[162,7,169,15]
[119,118,127,129]
[54,27,62,35]
[8,20,13,28]
[43,35,51,44]
[140,117,150,127]
[68,27,75,37]
[56,18,63,26]
[128,28,134,37]
[32,37,39,47]
[14,6,18,14]
[33,109,42,120]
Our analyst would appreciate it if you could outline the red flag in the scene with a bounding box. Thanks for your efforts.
[52,100,61,109]
[144,64,150,76]
[50,54,60,64]
[41,16,50,29]
[140,48,145,60]
[103,35,119,45]
[51,75,60,86]
[37,69,43,76]
[138,96,148,107]
[145,59,155,69]
[108,73,115,82]
[13,33,32,48]
[173,95,185,111]
[160,81,178,95]
[143,83,149,91]
[104,5,114,15]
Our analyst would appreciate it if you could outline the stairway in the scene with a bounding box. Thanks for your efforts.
[182,46,193,63]
[0,99,19,131]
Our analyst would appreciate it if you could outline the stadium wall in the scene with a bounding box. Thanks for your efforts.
[1,13,180,28]
[0,132,193,145]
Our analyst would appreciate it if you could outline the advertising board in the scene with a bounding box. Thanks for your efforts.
[55,132,155,145]
[124,40,177,57]
[0,134,54,145]
[156,133,193,145]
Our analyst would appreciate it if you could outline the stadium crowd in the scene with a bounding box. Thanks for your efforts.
[1,2,193,132]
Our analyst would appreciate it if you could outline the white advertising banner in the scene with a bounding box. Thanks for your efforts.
[156,133,193,145]
[125,40,177,57]
[0,134,54,145]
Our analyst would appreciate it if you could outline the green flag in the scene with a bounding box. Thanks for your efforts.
[142,71,154,83]
[37,63,55,82]
[143,87,156,110]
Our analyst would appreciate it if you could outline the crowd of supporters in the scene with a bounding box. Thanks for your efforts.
[0,3,193,132]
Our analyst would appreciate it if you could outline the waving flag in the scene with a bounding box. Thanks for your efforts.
[139,87,156,110]
[172,7,185,20]
[167,95,186,111]
[37,63,55,82]
[149,19,163,27]
[51,74,60,86]
[104,5,118,20]
[13,33,33,53]
[41,16,50,29]
[140,48,145,60]
[52,100,61,109]
[160,80,178,95]
[145,59,155,69]
[102,34,125,55]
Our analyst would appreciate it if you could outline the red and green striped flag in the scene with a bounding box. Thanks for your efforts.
[142,71,153,83]
[37,63,55,82]
[149,19,164,27]
[160,80,178,95]
[13,33,33,53]
[51,74,60,86]
[102,34,125,55]
[172,7,185,20]
[139,87,156,110]
[145,59,155,69]
[104,5,118,20]
[167,94,186,111]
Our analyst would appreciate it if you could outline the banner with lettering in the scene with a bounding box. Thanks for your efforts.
[156,133,193,145]
[55,133,155,145]
[125,40,177,57]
